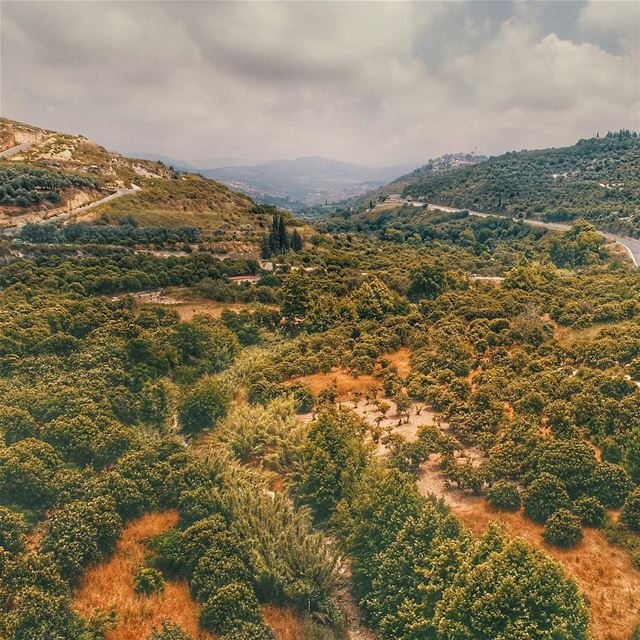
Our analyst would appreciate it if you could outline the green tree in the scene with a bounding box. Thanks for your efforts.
[620,488,640,531]
[0,507,27,553]
[434,538,590,639]
[177,378,230,435]
[294,407,369,521]
[523,473,570,523]
[543,509,583,547]
[486,480,521,511]
[291,229,303,252]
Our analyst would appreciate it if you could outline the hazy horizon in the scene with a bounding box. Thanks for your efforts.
[1,1,638,167]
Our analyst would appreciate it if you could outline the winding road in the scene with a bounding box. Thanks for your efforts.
[0,185,141,237]
[427,203,640,267]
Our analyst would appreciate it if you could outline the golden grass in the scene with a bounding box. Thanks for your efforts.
[288,349,411,401]
[73,511,215,640]
[264,606,302,640]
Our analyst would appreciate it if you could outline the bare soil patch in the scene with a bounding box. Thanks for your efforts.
[73,511,215,640]
[289,349,412,401]
[114,288,276,321]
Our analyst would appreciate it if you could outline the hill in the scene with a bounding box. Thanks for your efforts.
[0,118,263,237]
[204,156,414,208]
[385,132,640,236]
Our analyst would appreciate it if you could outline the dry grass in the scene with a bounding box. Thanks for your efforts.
[73,511,215,640]
[289,349,411,401]
[264,606,303,640]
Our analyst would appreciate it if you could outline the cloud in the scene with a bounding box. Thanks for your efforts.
[1,1,638,167]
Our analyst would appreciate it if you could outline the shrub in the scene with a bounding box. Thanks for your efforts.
[523,473,570,523]
[0,506,27,553]
[177,379,230,435]
[543,509,583,547]
[590,462,633,508]
[572,495,606,528]
[199,581,261,634]
[134,567,165,595]
[222,621,276,640]
[191,552,250,602]
[486,480,521,511]
[148,621,192,639]
[0,407,37,445]
[620,488,640,532]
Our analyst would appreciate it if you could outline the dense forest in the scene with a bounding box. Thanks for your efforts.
[1,201,639,640]
[396,131,640,236]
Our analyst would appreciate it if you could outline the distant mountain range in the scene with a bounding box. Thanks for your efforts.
[131,154,416,209]
[202,156,416,209]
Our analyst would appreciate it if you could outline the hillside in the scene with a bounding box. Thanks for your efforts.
[392,131,640,236]
[205,156,413,209]
[0,118,262,237]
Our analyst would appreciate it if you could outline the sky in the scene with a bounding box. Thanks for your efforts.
[1,0,639,168]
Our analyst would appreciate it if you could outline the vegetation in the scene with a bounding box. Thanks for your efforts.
[0,122,639,640]
[398,130,640,235]
[0,163,96,207]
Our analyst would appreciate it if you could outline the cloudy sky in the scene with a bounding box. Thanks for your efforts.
[1,1,639,168]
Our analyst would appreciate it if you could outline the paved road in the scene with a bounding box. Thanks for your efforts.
[1,185,140,237]
[0,142,35,158]
[427,203,640,267]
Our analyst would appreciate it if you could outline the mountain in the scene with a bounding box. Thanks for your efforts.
[374,132,640,236]
[204,156,415,208]
[0,118,263,235]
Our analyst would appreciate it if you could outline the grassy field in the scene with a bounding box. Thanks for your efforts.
[85,175,265,232]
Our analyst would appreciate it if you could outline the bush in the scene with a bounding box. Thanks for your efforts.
[543,509,583,547]
[486,480,521,511]
[620,488,640,532]
[0,407,37,445]
[523,473,570,523]
[134,567,165,595]
[148,621,193,639]
[199,581,262,634]
[572,495,606,528]
[177,379,230,435]
[222,621,276,640]
[590,462,633,508]
[0,506,27,553]
[191,552,250,602]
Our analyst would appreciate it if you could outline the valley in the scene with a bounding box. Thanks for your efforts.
[1,117,639,640]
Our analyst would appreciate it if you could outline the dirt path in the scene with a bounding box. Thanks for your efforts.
[73,511,215,640]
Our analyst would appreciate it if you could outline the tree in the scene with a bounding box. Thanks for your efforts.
[199,581,262,634]
[572,495,605,528]
[543,509,583,547]
[41,496,122,581]
[177,378,230,435]
[0,407,37,445]
[0,439,62,509]
[523,473,570,523]
[281,271,311,324]
[589,461,632,508]
[620,488,640,531]
[407,262,447,301]
[433,538,590,640]
[291,229,303,252]
[133,567,165,595]
[294,407,369,521]
[486,480,521,511]
[0,506,27,553]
